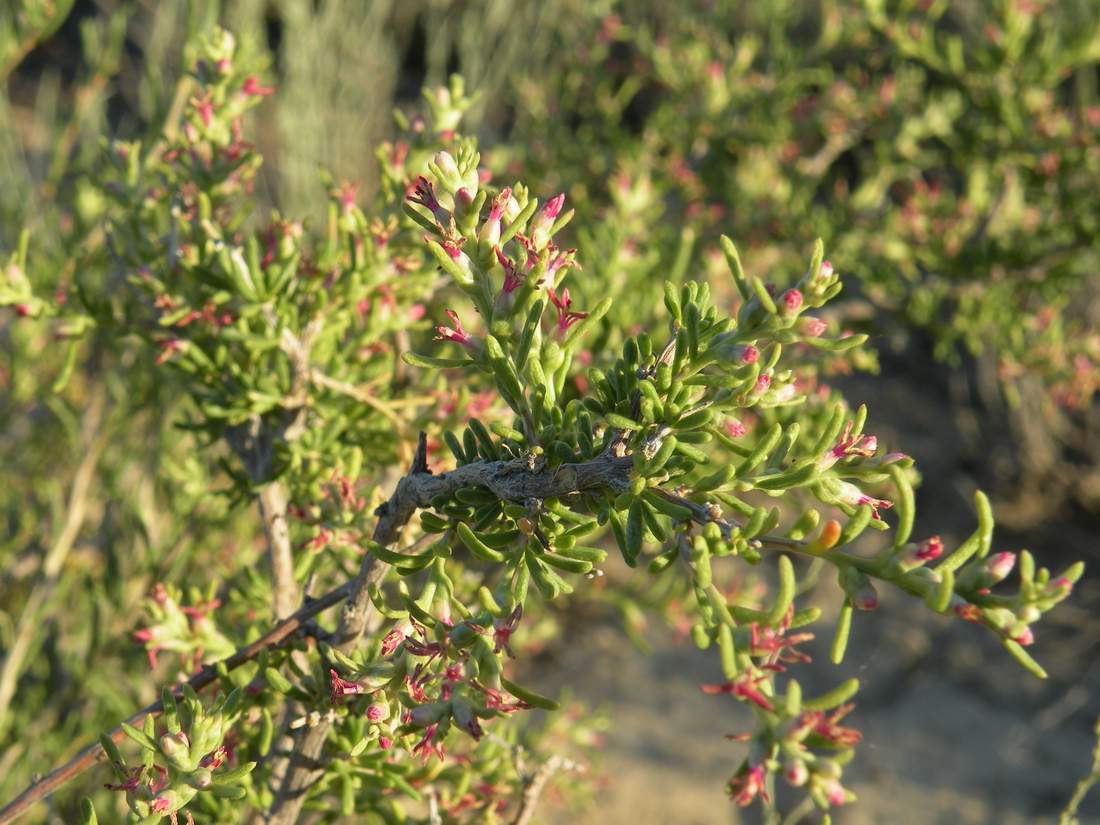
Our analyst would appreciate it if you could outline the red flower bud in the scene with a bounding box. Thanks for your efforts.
[987,552,1016,583]
[799,316,827,337]
[780,288,803,315]
[914,536,943,562]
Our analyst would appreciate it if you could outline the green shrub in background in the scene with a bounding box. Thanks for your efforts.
[497,0,1100,517]
[0,2,1096,824]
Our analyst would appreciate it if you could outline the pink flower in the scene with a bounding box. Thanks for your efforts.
[434,310,473,349]
[489,188,512,221]
[955,603,983,623]
[472,681,529,714]
[727,762,769,807]
[132,627,163,669]
[701,671,774,711]
[201,746,228,769]
[493,605,522,656]
[302,527,332,553]
[749,620,814,669]
[795,703,862,747]
[495,247,525,294]
[366,704,385,722]
[241,75,275,97]
[723,418,747,438]
[817,422,878,471]
[548,287,589,333]
[381,629,404,656]
[547,247,579,278]
[404,637,444,659]
[104,765,143,793]
[440,230,466,260]
[915,536,943,561]
[150,796,172,814]
[154,339,185,365]
[334,181,358,213]
[738,344,759,364]
[454,187,474,214]
[412,722,446,762]
[835,480,893,520]
[407,176,450,225]
[406,675,430,704]
[880,451,910,465]
[329,668,365,704]
[444,664,464,683]
[191,92,215,127]
[180,597,221,621]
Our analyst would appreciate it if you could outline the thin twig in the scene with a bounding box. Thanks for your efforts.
[779,796,817,825]
[510,754,570,825]
[1060,716,1100,825]
[311,371,409,431]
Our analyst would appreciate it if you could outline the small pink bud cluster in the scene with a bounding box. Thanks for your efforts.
[528,193,566,252]
[723,418,747,438]
[779,288,803,316]
[746,372,771,402]
[799,316,828,337]
[957,551,1018,596]
[894,535,944,571]
[479,188,511,247]
[986,551,1017,583]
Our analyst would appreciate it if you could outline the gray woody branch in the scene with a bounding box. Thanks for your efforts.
[265,434,633,824]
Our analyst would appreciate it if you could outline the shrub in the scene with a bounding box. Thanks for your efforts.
[497,0,1100,515]
[0,14,1090,825]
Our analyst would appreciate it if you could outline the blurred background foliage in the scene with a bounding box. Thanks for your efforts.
[7,0,1100,510]
[2,0,1100,821]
